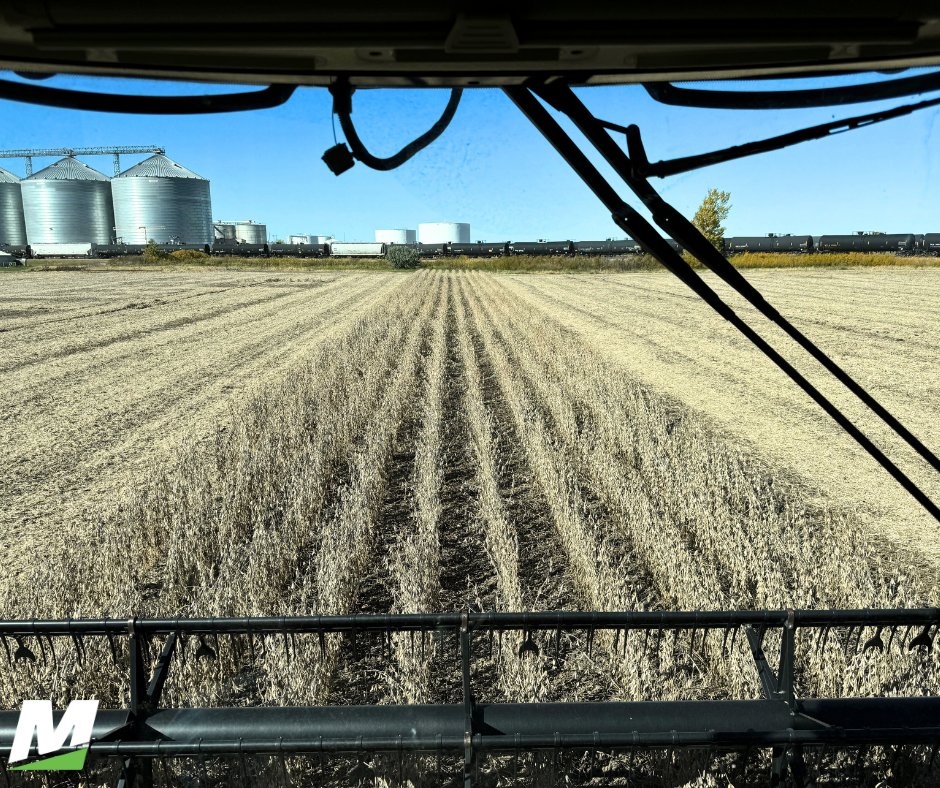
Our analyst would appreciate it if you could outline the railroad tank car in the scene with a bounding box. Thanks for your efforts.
[449,242,509,257]
[921,233,940,255]
[22,157,114,244]
[725,236,813,253]
[573,240,642,255]
[212,242,269,257]
[418,243,447,256]
[90,243,129,258]
[509,240,574,255]
[817,234,916,253]
[0,166,27,246]
[330,241,386,256]
[0,243,31,258]
[269,243,328,257]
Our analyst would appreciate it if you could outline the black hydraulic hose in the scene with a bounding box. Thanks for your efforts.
[330,79,463,171]
[536,83,940,479]
[503,85,940,523]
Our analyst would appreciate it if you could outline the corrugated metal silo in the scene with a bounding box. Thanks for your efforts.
[22,157,115,244]
[375,228,417,244]
[0,166,27,246]
[418,222,471,244]
[233,221,267,244]
[112,154,212,244]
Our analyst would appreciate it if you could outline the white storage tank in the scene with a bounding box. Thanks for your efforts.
[0,166,27,246]
[375,228,416,244]
[310,235,333,244]
[289,234,312,245]
[418,222,470,244]
[232,221,267,244]
[22,157,115,244]
[213,222,237,241]
[112,154,212,244]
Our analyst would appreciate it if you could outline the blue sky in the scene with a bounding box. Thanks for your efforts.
[2,71,938,242]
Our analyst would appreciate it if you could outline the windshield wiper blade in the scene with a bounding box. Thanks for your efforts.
[644,70,940,109]
[618,93,940,177]
[0,80,295,114]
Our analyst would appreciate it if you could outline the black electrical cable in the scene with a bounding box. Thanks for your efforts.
[643,69,940,110]
[329,78,462,171]
[0,79,296,114]
[505,84,940,523]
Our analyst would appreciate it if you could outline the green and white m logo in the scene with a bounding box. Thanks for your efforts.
[8,700,99,771]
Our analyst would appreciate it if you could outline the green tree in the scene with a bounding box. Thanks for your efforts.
[692,188,731,249]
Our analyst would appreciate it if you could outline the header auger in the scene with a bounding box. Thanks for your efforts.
[0,608,937,786]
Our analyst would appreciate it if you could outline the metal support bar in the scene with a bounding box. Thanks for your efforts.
[745,626,779,699]
[461,611,475,787]
[0,608,936,637]
[125,618,152,788]
[778,610,796,709]
[145,633,178,709]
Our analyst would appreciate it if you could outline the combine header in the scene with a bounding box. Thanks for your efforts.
[1,609,937,785]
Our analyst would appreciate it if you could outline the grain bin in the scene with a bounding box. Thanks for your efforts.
[22,157,115,244]
[112,154,212,244]
[375,228,416,244]
[0,166,27,246]
[418,222,470,244]
[233,221,267,244]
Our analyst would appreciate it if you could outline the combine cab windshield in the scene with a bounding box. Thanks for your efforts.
[0,10,938,786]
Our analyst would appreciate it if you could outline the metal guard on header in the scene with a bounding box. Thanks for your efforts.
[0,609,937,785]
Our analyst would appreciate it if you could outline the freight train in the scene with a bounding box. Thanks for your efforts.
[4,233,939,260]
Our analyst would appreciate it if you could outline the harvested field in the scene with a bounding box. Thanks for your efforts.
[502,267,940,574]
[0,267,937,785]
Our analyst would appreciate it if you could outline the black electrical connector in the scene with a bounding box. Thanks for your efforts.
[322,143,356,175]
